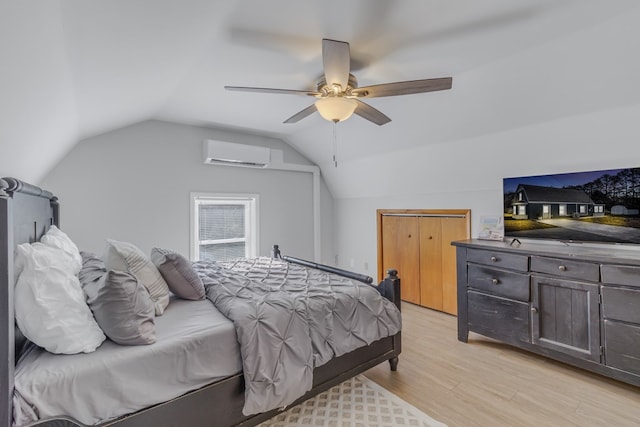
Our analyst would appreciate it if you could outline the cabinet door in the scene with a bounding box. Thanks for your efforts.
[419,217,443,310]
[381,215,421,304]
[531,275,600,362]
[418,216,468,314]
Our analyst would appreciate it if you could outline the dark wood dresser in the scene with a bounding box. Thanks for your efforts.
[453,238,640,387]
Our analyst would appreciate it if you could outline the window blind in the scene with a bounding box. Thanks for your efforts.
[198,204,245,241]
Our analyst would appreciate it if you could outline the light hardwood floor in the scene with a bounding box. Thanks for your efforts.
[365,302,640,427]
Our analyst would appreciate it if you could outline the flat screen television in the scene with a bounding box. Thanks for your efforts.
[503,167,640,244]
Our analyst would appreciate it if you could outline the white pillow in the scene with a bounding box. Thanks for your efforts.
[14,242,106,354]
[40,225,82,274]
[104,239,170,315]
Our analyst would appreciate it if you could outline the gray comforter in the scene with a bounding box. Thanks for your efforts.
[193,257,402,416]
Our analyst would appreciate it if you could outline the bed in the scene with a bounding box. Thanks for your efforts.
[0,177,402,427]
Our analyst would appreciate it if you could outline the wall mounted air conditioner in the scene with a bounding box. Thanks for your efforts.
[203,140,271,168]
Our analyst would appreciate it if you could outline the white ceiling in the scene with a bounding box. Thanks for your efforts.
[2,0,639,183]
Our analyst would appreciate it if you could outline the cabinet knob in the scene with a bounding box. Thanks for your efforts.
[558,265,567,271]
[490,256,497,262]
[491,278,499,285]
[531,306,538,313]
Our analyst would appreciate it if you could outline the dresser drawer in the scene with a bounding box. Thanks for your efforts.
[468,264,529,302]
[466,248,528,272]
[467,290,530,346]
[601,264,640,288]
[601,286,640,324]
[604,320,640,376]
[530,256,599,282]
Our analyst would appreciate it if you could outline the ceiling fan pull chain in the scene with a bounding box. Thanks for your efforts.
[333,121,338,168]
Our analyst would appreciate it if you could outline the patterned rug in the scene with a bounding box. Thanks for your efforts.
[259,375,447,427]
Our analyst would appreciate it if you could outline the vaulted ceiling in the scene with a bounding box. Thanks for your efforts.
[2,0,639,185]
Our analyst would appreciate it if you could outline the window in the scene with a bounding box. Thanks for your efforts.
[580,205,587,214]
[517,205,526,216]
[559,205,566,216]
[191,193,258,262]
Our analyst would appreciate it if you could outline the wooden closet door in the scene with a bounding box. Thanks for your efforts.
[378,209,470,312]
[441,216,470,315]
[419,217,443,311]
[381,215,421,305]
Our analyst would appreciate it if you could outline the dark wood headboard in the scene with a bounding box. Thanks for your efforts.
[0,177,59,427]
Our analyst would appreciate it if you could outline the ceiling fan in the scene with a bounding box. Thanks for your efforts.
[224,38,452,126]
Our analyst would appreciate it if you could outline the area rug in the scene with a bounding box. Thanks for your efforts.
[259,375,447,427]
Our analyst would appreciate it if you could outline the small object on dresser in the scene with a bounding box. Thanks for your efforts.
[478,215,504,241]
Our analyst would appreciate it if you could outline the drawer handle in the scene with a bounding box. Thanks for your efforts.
[491,278,499,285]
[490,256,498,262]
[531,306,538,313]
[558,265,567,271]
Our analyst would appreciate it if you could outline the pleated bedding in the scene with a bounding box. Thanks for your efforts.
[197,257,402,416]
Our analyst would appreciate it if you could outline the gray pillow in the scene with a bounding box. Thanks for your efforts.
[80,252,156,346]
[79,251,107,284]
[151,248,205,300]
[104,239,170,315]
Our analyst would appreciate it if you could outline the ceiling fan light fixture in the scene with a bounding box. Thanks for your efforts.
[225,39,452,126]
[315,97,357,123]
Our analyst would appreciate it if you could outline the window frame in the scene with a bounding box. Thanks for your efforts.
[559,204,566,216]
[190,192,259,261]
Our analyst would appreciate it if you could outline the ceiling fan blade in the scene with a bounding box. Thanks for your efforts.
[225,86,319,96]
[352,77,452,98]
[354,100,391,126]
[322,39,351,89]
[283,104,317,124]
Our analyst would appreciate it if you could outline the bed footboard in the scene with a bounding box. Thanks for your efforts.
[377,268,401,312]
[274,246,402,373]
[283,259,401,310]
[272,245,402,311]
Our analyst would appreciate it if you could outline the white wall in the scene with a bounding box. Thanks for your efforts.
[0,2,78,183]
[41,120,334,263]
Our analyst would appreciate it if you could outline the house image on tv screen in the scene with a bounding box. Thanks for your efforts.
[510,184,605,220]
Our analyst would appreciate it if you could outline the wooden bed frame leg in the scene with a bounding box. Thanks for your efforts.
[389,357,399,371]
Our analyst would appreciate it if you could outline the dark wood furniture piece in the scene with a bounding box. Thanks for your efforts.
[454,238,640,387]
[1,177,401,427]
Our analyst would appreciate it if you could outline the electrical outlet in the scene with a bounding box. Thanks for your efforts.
[363,262,368,271]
